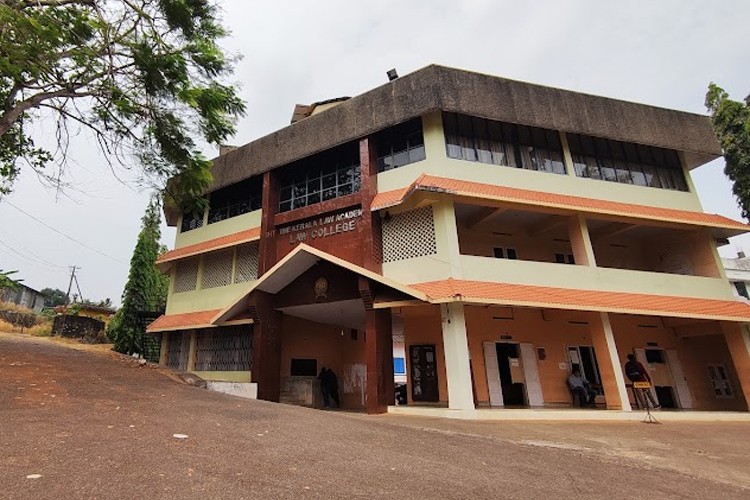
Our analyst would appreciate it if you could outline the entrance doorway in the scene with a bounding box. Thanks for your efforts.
[496,343,525,406]
[410,344,439,402]
[634,348,692,409]
[567,345,603,396]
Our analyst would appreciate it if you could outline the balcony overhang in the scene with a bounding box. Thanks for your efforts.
[411,278,750,323]
[372,174,749,238]
[156,227,261,272]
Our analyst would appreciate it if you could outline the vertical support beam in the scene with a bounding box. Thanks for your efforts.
[364,304,393,414]
[590,312,631,410]
[722,322,750,410]
[187,330,197,371]
[433,197,463,278]
[559,131,576,178]
[259,170,280,275]
[441,302,475,410]
[568,213,597,267]
[421,111,445,161]
[250,291,282,402]
[358,137,383,273]
[159,332,169,366]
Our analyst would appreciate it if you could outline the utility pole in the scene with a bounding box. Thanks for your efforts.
[66,266,80,305]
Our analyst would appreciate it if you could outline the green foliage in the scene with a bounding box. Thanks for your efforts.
[40,287,67,307]
[0,0,245,207]
[107,198,169,354]
[0,269,22,290]
[706,84,750,219]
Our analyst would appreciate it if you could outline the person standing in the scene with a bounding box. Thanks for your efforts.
[624,354,660,409]
[318,366,331,408]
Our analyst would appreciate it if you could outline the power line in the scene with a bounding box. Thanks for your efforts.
[2,200,127,264]
[0,228,67,269]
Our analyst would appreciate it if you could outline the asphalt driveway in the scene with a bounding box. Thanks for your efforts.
[1,331,748,499]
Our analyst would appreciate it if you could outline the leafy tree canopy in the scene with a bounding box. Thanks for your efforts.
[107,197,168,354]
[706,84,750,219]
[0,269,22,290]
[40,286,67,307]
[0,0,245,212]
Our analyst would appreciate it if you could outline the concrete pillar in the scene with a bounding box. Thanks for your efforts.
[422,111,445,161]
[187,330,197,371]
[441,302,475,410]
[590,312,631,410]
[559,131,576,178]
[365,307,393,414]
[722,322,750,410]
[433,197,463,278]
[568,213,596,267]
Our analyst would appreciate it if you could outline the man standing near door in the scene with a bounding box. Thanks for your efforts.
[624,354,660,409]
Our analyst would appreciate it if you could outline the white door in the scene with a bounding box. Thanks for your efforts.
[520,343,544,407]
[483,341,504,407]
[666,349,693,409]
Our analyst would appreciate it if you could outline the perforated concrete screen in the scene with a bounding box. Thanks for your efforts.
[202,248,234,289]
[173,258,199,293]
[234,243,259,283]
[382,205,437,263]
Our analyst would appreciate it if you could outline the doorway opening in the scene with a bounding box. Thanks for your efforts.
[496,343,525,406]
[567,345,603,396]
[410,344,439,402]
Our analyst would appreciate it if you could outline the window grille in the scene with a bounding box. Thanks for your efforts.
[381,206,437,263]
[180,212,204,232]
[234,243,259,283]
[194,327,252,371]
[208,176,263,224]
[443,112,566,175]
[567,133,687,191]
[278,142,361,213]
[201,249,234,289]
[173,258,199,293]
[166,332,190,370]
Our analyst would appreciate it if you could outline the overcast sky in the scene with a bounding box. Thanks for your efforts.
[0,0,748,305]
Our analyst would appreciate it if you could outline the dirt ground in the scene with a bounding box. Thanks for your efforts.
[1,331,749,500]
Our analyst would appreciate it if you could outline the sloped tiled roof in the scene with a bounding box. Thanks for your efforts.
[156,227,261,265]
[410,278,750,322]
[372,174,749,234]
[146,309,223,333]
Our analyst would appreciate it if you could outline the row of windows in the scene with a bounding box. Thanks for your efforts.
[278,142,361,213]
[172,244,259,293]
[181,114,690,229]
[567,134,688,191]
[443,112,567,175]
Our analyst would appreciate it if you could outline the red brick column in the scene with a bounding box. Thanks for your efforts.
[250,291,282,402]
[259,170,280,275]
[358,137,382,273]
[362,278,393,414]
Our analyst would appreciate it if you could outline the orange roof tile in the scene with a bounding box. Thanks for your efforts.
[157,227,261,264]
[146,309,222,333]
[372,174,749,232]
[410,278,750,322]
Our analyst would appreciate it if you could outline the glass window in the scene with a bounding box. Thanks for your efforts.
[375,118,426,172]
[277,142,361,213]
[568,133,687,192]
[180,211,204,233]
[207,175,263,225]
[443,112,564,175]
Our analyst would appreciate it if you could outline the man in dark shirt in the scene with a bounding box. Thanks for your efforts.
[624,354,660,409]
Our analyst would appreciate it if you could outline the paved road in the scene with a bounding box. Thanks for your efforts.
[1,332,749,499]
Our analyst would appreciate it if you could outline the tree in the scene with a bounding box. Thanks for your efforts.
[0,0,245,211]
[107,198,168,354]
[40,287,67,307]
[705,84,750,219]
[0,269,21,291]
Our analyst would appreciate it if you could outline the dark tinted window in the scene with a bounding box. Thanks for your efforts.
[375,118,426,172]
[208,176,263,224]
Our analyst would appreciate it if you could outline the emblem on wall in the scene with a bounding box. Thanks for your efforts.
[314,277,328,301]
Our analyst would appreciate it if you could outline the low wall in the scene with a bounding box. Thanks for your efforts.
[0,309,36,328]
[52,315,107,343]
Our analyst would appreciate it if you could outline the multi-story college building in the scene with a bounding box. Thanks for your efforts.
[148,65,750,414]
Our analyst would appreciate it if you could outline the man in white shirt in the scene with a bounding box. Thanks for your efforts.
[568,368,598,407]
